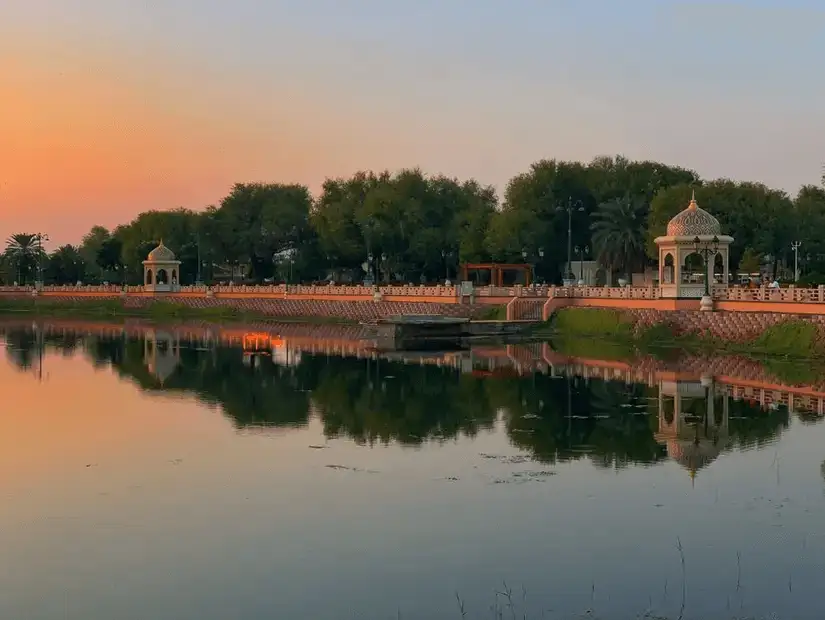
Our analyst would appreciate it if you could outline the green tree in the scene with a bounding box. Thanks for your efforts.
[46,245,86,284]
[590,197,647,280]
[792,185,825,278]
[491,157,696,283]
[4,233,42,284]
[213,183,314,282]
[96,237,123,282]
[738,247,761,276]
[78,226,111,283]
[489,159,591,277]
[312,172,382,276]
[313,170,494,283]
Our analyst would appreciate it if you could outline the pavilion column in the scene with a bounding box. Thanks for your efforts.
[707,389,715,427]
[658,249,664,284]
[722,393,729,433]
[723,249,730,287]
[674,395,682,432]
[674,248,682,292]
[707,253,715,292]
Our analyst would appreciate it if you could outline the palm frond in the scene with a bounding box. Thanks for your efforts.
[589,198,647,275]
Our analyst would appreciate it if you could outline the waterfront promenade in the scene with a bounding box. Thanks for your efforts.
[4,281,825,321]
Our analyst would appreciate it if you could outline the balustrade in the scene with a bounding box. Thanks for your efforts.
[5,282,825,305]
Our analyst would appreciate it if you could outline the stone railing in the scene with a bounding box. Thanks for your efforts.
[7,282,825,306]
[211,284,285,294]
[37,285,125,293]
[376,285,457,297]
[712,285,825,303]
[475,285,551,297]
[0,286,33,293]
[549,286,661,300]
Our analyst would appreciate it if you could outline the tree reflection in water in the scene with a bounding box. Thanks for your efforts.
[1,327,797,472]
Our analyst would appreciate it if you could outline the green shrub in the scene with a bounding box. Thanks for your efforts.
[752,320,820,357]
[476,305,507,321]
[763,358,821,385]
[637,322,678,343]
[552,308,634,337]
[797,273,825,287]
[551,336,637,361]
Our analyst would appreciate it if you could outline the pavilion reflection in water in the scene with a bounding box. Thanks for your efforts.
[654,375,729,482]
[144,329,181,385]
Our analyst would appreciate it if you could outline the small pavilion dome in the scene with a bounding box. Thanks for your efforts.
[666,193,721,237]
[147,241,176,262]
[667,438,721,481]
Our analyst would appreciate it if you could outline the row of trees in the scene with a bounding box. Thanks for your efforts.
[4,157,825,285]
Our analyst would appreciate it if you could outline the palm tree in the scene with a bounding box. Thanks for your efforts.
[590,197,647,282]
[4,233,42,284]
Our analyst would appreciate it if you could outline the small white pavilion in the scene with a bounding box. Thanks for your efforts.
[143,241,181,292]
[654,192,733,303]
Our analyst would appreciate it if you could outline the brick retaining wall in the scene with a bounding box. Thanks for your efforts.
[13,294,489,321]
[626,308,825,342]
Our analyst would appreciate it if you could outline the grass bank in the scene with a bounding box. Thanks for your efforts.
[544,307,825,361]
[0,297,356,325]
[474,305,508,321]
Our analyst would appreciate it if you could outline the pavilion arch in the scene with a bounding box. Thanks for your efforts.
[662,253,675,285]
[157,269,168,285]
[682,252,705,284]
[145,269,153,285]
[713,253,725,285]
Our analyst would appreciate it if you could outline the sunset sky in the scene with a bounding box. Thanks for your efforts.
[1,0,823,247]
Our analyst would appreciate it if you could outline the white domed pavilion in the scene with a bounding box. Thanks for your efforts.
[143,241,181,292]
[654,192,733,303]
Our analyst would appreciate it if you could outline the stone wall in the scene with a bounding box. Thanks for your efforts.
[626,308,825,342]
[17,294,490,321]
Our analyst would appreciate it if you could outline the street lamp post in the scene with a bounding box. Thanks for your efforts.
[196,233,202,285]
[574,245,589,284]
[557,199,584,284]
[791,241,802,282]
[520,247,546,285]
[521,248,528,284]
[537,247,544,284]
[35,233,49,286]
[366,252,374,285]
[693,235,719,311]
[441,249,453,283]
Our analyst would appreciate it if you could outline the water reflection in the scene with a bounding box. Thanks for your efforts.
[4,319,825,620]
[1,321,808,480]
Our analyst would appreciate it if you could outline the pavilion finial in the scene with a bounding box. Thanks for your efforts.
[689,189,697,209]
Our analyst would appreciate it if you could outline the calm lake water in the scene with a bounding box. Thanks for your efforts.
[2,321,825,620]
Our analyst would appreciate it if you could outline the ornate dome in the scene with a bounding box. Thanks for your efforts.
[147,241,176,262]
[666,193,721,237]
